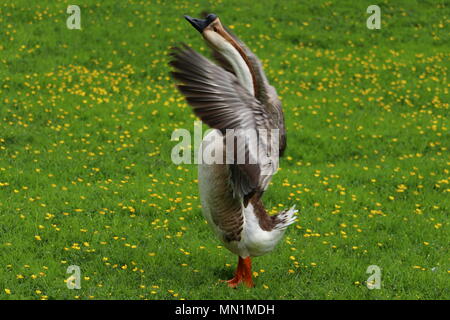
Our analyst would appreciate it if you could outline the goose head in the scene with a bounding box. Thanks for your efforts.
[184,14,227,46]
[184,14,242,55]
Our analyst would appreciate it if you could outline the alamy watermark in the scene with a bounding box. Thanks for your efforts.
[171,121,280,175]
[66,4,381,31]
[67,5,81,30]
[367,5,381,29]
[366,265,381,289]
[66,265,81,289]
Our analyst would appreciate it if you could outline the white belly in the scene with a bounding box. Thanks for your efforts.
[198,130,287,258]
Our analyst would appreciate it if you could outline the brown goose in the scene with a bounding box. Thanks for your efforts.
[169,13,297,288]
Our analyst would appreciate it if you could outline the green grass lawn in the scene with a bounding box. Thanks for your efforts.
[0,0,448,300]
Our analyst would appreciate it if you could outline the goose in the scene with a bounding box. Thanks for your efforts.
[169,13,297,288]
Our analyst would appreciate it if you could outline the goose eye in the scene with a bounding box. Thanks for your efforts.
[213,27,218,32]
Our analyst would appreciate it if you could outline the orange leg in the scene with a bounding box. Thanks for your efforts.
[223,256,254,288]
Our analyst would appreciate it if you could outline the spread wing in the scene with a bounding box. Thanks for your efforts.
[169,45,279,203]
[210,30,287,156]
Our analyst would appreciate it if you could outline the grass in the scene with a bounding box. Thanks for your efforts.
[0,0,448,300]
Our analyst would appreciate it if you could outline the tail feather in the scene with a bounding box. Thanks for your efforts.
[274,205,298,231]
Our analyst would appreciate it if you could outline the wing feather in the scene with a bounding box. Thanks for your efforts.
[170,45,279,202]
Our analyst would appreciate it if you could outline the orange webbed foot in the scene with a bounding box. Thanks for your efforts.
[220,256,254,288]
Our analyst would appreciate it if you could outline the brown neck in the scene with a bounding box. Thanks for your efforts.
[217,29,259,96]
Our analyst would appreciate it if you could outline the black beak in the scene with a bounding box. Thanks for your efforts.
[184,13,217,33]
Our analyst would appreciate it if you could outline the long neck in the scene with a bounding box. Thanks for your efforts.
[220,40,255,96]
